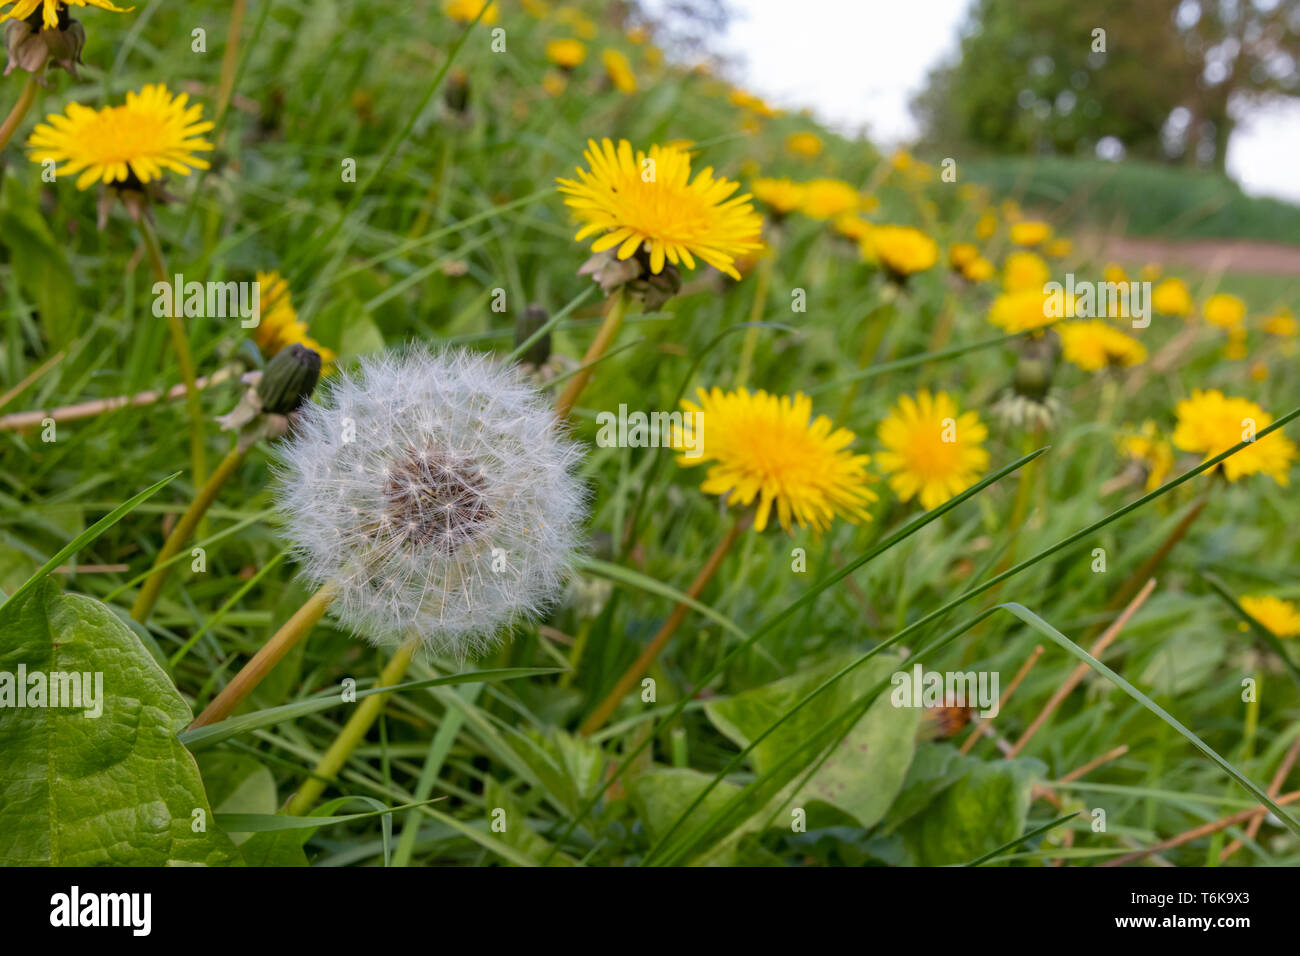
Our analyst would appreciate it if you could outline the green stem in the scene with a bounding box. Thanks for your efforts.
[137,216,208,492]
[286,637,419,815]
[188,581,339,729]
[130,443,249,622]
[733,252,773,388]
[0,73,40,152]
[553,287,630,420]
[213,0,247,143]
[837,293,895,422]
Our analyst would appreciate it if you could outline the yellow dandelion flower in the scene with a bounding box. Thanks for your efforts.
[674,387,877,533]
[1000,199,1022,222]
[253,271,336,368]
[27,83,212,190]
[1263,309,1297,337]
[1151,277,1192,317]
[962,256,995,282]
[254,273,336,366]
[1249,360,1269,382]
[975,211,997,240]
[542,70,568,96]
[988,289,1064,333]
[751,176,806,216]
[556,138,764,279]
[867,225,938,279]
[1203,292,1247,328]
[1002,251,1051,293]
[1240,596,1300,638]
[443,0,498,25]
[601,48,636,93]
[798,178,860,220]
[1173,389,1296,485]
[876,390,989,511]
[727,88,778,117]
[1,0,131,28]
[545,38,586,69]
[1140,263,1163,281]
[1043,237,1073,258]
[785,131,823,157]
[832,213,872,243]
[1009,220,1052,246]
[1103,263,1129,285]
[949,242,979,269]
[1119,421,1174,492]
[1059,320,1147,371]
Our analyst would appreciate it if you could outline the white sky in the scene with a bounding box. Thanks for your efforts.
[715,0,1300,203]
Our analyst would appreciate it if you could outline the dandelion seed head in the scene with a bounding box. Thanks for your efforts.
[275,346,588,659]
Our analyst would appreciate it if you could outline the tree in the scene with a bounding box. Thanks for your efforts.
[913,0,1300,170]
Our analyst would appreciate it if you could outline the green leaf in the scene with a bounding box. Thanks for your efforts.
[705,652,920,829]
[483,778,577,866]
[0,581,241,866]
[627,769,745,857]
[0,205,79,347]
[900,757,1045,866]
[196,753,278,847]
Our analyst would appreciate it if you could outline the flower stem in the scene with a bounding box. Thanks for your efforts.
[188,581,338,730]
[286,637,419,815]
[137,216,208,491]
[131,443,250,623]
[578,512,748,737]
[0,74,39,153]
[553,287,630,420]
[733,252,773,388]
[837,291,896,422]
[214,0,247,141]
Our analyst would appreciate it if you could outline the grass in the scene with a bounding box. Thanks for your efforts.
[1,0,1299,868]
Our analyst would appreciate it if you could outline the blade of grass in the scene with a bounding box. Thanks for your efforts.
[999,601,1300,836]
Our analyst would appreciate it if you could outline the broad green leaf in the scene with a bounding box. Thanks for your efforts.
[705,652,919,828]
[483,778,577,866]
[0,580,241,866]
[879,742,971,835]
[627,769,744,860]
[900,757,1044,866]
[196,753,278,846]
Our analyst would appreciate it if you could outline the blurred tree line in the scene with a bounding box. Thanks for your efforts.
[912,0,1300,170]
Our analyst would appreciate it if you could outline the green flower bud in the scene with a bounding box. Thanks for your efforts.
[257,343,322,415]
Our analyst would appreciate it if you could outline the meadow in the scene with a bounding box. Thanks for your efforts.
[1,0,1298,868]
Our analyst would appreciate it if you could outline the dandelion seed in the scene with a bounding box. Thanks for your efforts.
[275,346,587,659]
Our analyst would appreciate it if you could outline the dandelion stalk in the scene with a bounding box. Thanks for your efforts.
[579,513,749,737]
[137,215,207,490]
[188,580,339,730]
[213,0,247,141]
[554,287,631,419]
[285,636,419,815]
[131,443,249,623]
[733,252,773,388]
[837,289,897,422]
[0,74,40,152]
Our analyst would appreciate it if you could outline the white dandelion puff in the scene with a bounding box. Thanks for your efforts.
[274,345,588,660]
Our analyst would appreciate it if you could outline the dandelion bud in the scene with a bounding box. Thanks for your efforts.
[444,68,471,117]
[275,346,587,658]
[257,343,321,416]
[4,14,84,80]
